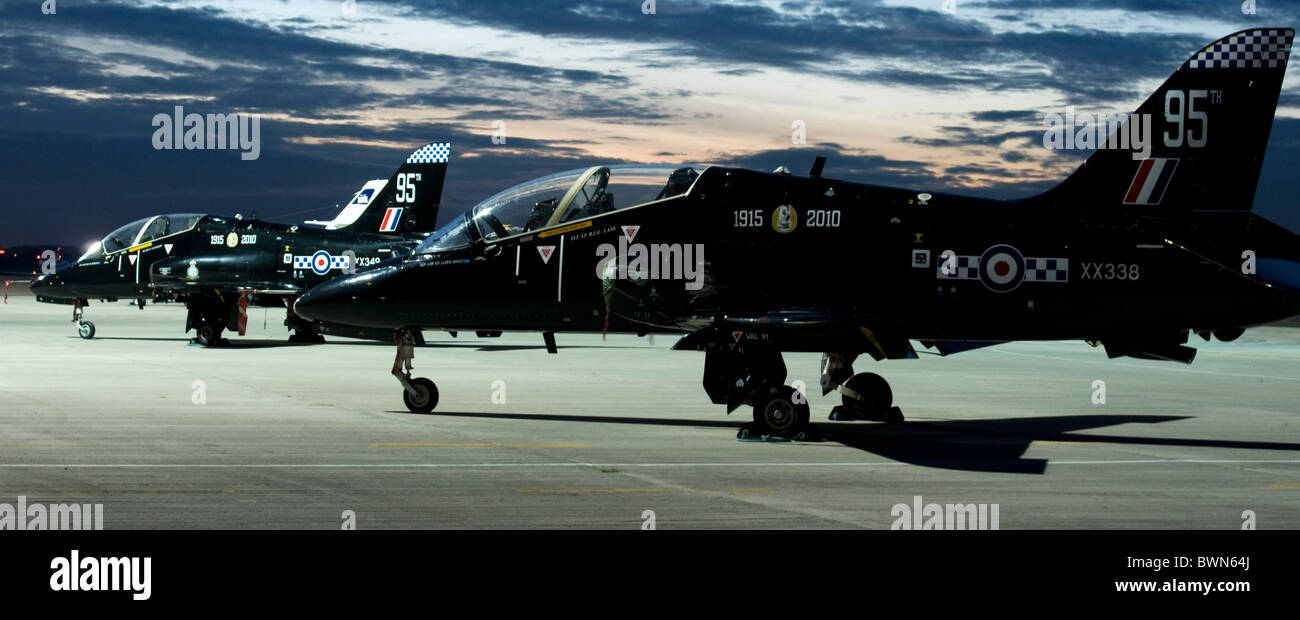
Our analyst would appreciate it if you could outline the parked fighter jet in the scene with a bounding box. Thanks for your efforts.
[294,29,1300,436]
[30,142,450,345]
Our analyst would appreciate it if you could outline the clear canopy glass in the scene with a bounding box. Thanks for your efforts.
[416,165,703,254]
[85,214,204,261]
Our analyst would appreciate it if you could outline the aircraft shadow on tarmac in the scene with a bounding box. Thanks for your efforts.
[434,344,651,352]
[79,337,347,348]
[76,336,640,352]
[405,411,1300,474]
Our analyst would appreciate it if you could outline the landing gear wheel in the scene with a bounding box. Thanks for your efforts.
[195,324,223,347]
[752,385,810,437]
[842,372,892,419]
[402,377,439,413]
[77,321,95,339]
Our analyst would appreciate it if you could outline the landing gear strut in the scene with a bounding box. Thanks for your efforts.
[284,298,326,344]
[185,299,230,347]
[394,329,438,413]
[752,385,811,436]
[73,300,94,339]
[822,352,903,423]
[702,348,811,438]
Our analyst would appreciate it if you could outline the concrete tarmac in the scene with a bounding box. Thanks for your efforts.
[1,286,1298,529]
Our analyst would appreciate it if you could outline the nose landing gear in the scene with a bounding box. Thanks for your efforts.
[73,300,95,339]
[393,330,438,413]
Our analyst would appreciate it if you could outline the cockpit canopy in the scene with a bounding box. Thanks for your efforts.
[417,164,704,254]
[81,214,204,262]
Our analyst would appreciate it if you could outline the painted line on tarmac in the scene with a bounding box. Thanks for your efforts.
[18,489,238,494]
[519,488,691,494]
[1032,440,1112,445]
[2,459,1300,468]
[370,443,590,448]
[517,487,768,494]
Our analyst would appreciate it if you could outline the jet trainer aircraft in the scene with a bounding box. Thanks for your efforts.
[294,29,1300,437]
[31,142,451,345]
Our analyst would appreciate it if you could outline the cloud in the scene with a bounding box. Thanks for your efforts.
[970,0,1300,23]
[0,0,1295,245]
[389,0,1210,104]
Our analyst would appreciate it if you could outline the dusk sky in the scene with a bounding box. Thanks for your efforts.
[1,0,1298,248]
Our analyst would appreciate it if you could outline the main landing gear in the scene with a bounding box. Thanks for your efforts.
[699,345,905,438]
[394,329,438,413]
[284,299,326,344]
[702,348,812,438]
[751,384,812,438]
[185,299,230,347]
[821,352,903,424]
[72,300,94,339]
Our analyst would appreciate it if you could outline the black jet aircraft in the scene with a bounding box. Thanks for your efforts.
[294,29,1300,436]
[31,142,451,345]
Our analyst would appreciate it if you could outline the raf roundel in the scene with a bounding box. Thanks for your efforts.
[978,244,1026,293]
[311,250,332,276]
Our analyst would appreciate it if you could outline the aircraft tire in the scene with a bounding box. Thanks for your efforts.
[196,324,223,347]
[78,321,95,340]
[842,372,892,418]
[402,377,439,414]
[751,385,810,437]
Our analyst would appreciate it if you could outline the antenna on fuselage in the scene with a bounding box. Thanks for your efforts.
[809,156,826,178]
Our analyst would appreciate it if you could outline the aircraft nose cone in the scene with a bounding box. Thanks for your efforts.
[295,262,406,328]
[293,278,350,324]
[29,274,52,293]
[294,269,386,326]
[29,272,67,298]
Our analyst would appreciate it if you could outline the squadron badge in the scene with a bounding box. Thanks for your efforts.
[771,205,798,234]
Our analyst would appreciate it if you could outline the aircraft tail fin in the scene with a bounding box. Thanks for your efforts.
[330,142,450,235]
[1025,28,1292,211]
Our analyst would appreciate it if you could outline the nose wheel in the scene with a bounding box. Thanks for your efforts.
[393,330,438,413]
[402,377,439,414]
[72,301,95,339]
